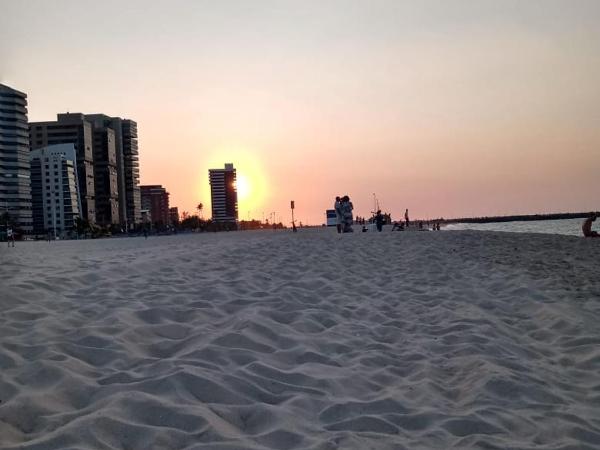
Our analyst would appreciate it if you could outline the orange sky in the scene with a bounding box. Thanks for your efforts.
[2,0,599,224]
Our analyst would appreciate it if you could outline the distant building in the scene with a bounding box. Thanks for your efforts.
[209,163,238,222]
[30,114,96,224]
[169,206,179,225]
[0,83,32,233]
[140,185,170,226]
[85,115,141,228]
[30,144,81,237]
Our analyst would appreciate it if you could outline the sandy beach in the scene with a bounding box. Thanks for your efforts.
[1,229,599,450]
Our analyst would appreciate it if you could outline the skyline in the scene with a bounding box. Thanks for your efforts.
[2,0,599,224]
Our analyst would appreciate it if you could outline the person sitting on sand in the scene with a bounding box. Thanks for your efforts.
[582,212,599,237]
[391,221,404,231]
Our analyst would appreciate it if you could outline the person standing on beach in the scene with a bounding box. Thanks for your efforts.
[375,210,384,232]
[342,195,354,232]
[334,196,343,234]
[6,227,15,247]
[582,212,599,237]
[405,209,410,227]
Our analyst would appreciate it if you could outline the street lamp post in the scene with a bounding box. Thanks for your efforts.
[51,180,57,240]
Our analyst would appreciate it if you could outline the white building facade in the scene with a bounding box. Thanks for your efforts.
[30,144,82,238]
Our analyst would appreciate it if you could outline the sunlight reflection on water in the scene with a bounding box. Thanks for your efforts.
[444,218,585,236]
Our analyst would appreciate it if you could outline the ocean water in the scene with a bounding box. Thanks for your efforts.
[444,218,586,237]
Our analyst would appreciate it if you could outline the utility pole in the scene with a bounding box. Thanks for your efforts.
[291,200,297,232]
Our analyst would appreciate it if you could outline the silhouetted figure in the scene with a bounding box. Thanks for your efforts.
[362,225,368,232]
[582,212,599,237]
[143,228,148,239]
[341,195,354,232]
[392,221,404,231]
[375,210,384,232]
[405,209,410,227]
[6,228,15,247]
[334,196,343,234]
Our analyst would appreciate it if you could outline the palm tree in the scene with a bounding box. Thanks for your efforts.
[197,203,203,219]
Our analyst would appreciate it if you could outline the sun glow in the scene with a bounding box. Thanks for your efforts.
[236,174,251,201]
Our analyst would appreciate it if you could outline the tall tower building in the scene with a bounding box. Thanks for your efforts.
[30,114,96,224]
[84,114,119,226]
[85,115,141,228]
[209,163,238,223]
[121,119,141,227]
[0,84,32,233]
[30,144,81,237]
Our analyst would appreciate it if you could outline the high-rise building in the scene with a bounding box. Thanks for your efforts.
[140,185,170,226]
[0,83,32,233]
[85,115,141,228]
[121,120,141,227]
[209,163,238,222]
[30,144,81,237]
[30,114,96,224]
[86,117,119,226]
[30,113,142,228]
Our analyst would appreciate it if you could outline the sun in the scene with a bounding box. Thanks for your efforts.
[236,174,251,201]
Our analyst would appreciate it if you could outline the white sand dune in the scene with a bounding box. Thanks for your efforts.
[1,229,599,449]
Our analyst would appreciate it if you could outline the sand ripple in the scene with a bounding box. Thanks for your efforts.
[0,230,599,449]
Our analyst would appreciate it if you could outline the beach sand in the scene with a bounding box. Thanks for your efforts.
[0,229,599,449]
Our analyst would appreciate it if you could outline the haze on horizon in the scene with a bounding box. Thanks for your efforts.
[1,0,599,225]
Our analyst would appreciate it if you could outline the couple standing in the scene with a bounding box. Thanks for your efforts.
[334,196,354,233]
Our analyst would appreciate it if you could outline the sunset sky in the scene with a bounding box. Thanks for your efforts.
[1,0,599,224]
